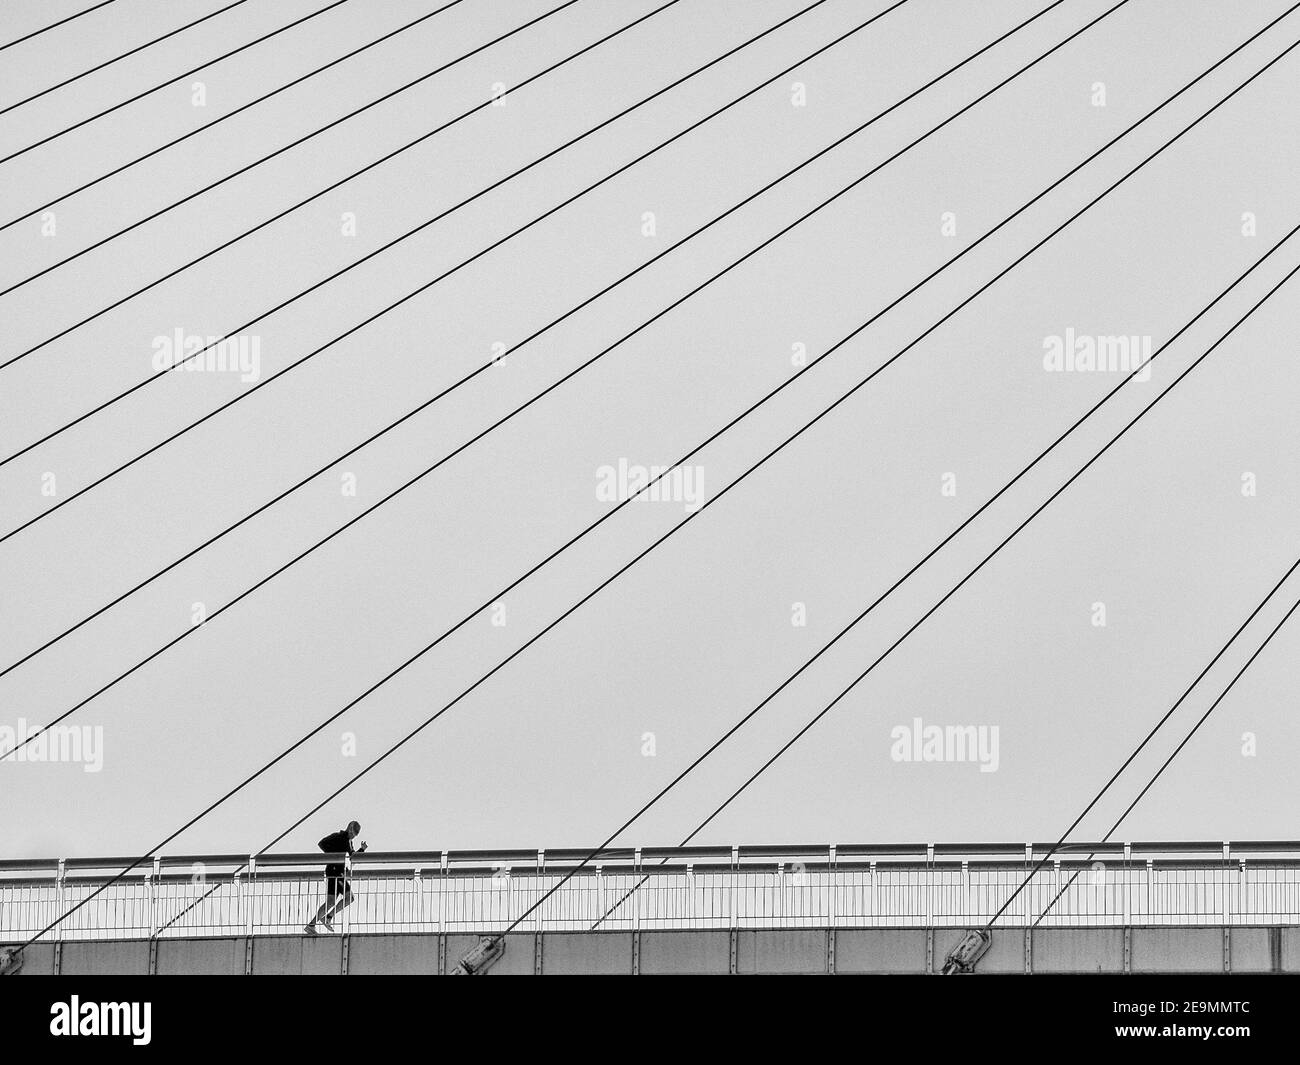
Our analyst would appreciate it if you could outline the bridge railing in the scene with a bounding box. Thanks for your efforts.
[3,843,1299,942]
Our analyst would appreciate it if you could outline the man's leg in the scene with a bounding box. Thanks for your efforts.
[319,878,345,929]
[306,881,340,931]
[327,889,358,931]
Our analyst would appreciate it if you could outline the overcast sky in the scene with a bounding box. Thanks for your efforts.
[1,0,1297,863]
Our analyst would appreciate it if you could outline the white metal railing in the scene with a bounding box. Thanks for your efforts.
[3,843,1298,942]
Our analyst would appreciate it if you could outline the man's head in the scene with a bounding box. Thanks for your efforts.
[347,820,361,838]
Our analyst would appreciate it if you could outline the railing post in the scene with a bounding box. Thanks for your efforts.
[632,848,641,932]
[1122,843,1132,926]
[1052,859,1061,925]
[412,867,422,933]
[1146,858,1154,925]
[686,863,695,928]
[961,860,970,924]
[244,856,255,937]
[148,857,161,938]
[925,843,934,928]
[1025,844,1033,924]
[505,862,513,929]
[439,850,448,934]
[55,859,66,944]
[536,849,545,934]
[775,861,784,923]
[1238,858,1248,925]
[231,869,242,937]
[1222,842,1231,925]
[242,857,256,975]
[869,860,877,925]
[342,852,352,935]
[730,846,739,930]
[828,845,837,926]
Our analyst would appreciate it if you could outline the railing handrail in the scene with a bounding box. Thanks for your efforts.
[4,840,1300,875]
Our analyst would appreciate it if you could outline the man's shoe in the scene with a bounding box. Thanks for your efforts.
[304,922,318,936]
[321,917,334,932]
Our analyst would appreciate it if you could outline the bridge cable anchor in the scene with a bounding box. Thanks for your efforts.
[451,935,505,975]
[940,929,992,975]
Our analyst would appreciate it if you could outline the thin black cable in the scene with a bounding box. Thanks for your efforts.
[1031,596,1300,928]
[77,240,1300,954]
[0,0,843,422]
[1,0,1123,752]
[14,5,1287,949]
[191,34,1300,942]
[588,256,1300,935]
[590,253,1300,931]
[991,556,1300,929]
[0,0,470,233]
[1,0,1261,812]
[0,0,583,300]
[1093,597,1300,863]
[0,0,912,517]
[0,0,118,53]
[0,0,1067,675]
[0,0,251,116]
[0,0,354,165]
[1,0,1153,948]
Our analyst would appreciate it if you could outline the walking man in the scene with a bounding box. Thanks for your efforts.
[305,820,366,934]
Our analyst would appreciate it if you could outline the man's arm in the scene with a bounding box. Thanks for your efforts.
[319,831,348,855]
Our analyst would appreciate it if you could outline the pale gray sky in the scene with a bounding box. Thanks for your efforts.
[1,0,1297,862]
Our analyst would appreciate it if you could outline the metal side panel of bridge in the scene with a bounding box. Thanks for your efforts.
[5,843,1300,973]
[8,927,1300,975]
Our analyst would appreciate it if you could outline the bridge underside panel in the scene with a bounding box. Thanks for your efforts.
[1034,928,1125,973]
[62,941,148,975]
[546,932,633,975]
[252,936,341,975]
[640,931,730,974]
[1282,928,1300,970]
[11,943,54,975]
[1132,928,1223,973]
[157,937,244,975]
[1228,928,1272,973]
[835,929,926,973]
[737,930,826,974]
[347,933,437,976]
[7,926,1296,973]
